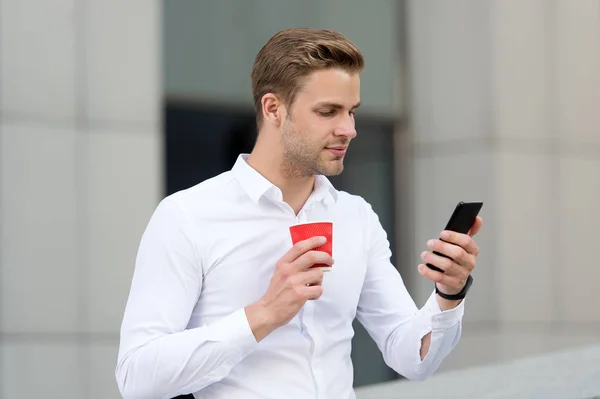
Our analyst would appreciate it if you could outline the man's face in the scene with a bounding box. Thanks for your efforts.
[280,68,360,177]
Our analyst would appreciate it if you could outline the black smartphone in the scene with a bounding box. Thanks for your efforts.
[426,201,483,273]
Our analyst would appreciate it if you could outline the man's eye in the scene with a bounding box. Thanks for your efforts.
[319,110,335,117]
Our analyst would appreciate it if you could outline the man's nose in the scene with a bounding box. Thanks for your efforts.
[334,117,357,139]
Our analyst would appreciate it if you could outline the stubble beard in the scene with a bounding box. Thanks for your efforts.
[280,119,344,178]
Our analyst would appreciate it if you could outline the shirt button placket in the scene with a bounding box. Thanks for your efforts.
[297,210,306,224]
[302,302,321,397]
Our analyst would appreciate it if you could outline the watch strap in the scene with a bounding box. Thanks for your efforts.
[435,274,473,300]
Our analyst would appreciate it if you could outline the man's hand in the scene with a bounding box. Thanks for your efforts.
[418,216,483,298]
[246,236,334,342]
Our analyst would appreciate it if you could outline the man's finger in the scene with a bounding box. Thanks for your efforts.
[427,240,464,263]
[279,236,327,264]
[418,264,465,291]
[421,250,454,273]
[293,250,334,272]
[418,264,445,284]
[296,268,324,286]
[439,230,479,256]
[468,216,483,237]
[303,285,324,301]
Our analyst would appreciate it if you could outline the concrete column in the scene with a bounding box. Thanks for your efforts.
[0,0,161,397]
[403,0,600,371]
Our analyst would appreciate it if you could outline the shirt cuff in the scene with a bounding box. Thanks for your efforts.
[422,289,465,330]
[205,308,258,358]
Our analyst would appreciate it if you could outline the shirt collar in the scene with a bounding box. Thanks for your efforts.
[231,154,338,205]
[313,174,338,206]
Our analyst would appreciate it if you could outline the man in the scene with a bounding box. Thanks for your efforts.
[116,28,483,399]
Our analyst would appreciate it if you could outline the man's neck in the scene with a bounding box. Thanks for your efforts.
[246,145,315,215]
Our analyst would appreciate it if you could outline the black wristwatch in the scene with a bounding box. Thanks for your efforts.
[435,275,473,300]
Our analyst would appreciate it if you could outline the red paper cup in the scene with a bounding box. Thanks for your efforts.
[289,221,333,271]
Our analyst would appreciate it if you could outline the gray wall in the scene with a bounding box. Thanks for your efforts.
[0,0,161,397]
[403,0,600,371]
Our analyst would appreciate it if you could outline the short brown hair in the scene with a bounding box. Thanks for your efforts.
[251,28,364,126]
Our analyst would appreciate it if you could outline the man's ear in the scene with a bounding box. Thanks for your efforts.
[261,93,284,127]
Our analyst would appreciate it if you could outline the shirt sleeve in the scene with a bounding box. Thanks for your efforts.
[115,198,258,399]
[355,202,464,381]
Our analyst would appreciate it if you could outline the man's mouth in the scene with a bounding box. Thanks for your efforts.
[326,146,348,157]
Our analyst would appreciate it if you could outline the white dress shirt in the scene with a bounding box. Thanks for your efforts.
[116,154,465,399]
